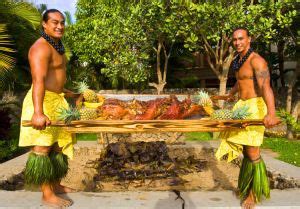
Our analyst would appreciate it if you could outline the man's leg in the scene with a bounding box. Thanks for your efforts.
[51,143,77,193]
[25,146,72,207]
[240,146,270,209]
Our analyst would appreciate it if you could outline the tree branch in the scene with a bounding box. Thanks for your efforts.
[205,44,220,77]
[156,40,163,83]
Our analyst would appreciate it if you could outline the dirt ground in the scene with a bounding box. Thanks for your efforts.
[62,145,240,192]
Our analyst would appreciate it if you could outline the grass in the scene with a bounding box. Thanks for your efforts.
[183,132,300,167]
[184,132,213,141]
[262,137,300,167]
[76,133,97,141]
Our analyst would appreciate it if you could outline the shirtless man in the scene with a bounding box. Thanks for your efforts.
[215,28,280,209]
[19,9,78,207]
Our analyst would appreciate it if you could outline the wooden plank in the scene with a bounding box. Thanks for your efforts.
[22,119,264,133]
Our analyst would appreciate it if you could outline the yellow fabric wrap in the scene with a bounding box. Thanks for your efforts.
[19,88,75,159]
[215,97,267,162]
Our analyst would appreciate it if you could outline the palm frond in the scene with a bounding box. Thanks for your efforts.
[37,3,47,14]
[0,52,15,70]
[4,2,41,29]
[0,69,12,91]
[64,11,73,26]
[0,24,15,72]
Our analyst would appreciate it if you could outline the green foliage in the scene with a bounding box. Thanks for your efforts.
[276,108,300,132]
[184,132,212,141]
[171,0,297,95]
[262,137,300,167]
[66,0,151,85]
[175,0,296,50]
[0,0,40,91]
[76,133,97,141]
[0,124,25,163]
[66,0,183,91]
[0,138,23,162]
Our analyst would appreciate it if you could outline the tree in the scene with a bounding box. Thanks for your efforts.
[66,0,182,94]
[65,0,151,89]
[0,0,40,90]
[173,0,296,103]
[139,0,181,94]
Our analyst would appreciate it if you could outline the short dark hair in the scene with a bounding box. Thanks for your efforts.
[42,9,64,22]
[232,27,250,36]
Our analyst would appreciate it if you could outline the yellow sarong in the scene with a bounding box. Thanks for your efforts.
[215,97,267,162]
[19,88,75,159]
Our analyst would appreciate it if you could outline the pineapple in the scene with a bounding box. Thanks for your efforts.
[198,91,214,115]
[58,107,98,122]
[211,105,251,120]
[76,81,98,102]
[58,107,80,124]
[232,105,251,119]
[79,107,98,120]
[211,109,233,120]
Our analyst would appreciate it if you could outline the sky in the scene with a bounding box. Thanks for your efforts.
[29,0,77,21]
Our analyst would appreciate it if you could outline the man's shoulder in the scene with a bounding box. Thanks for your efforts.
[250,52,266,64]
[250,52,267,69]
[29,38,52,55]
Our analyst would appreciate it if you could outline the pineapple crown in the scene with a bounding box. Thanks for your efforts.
[58,106,80,124]
[197,90,213,106]
[232,105,251,119]
[75,81,90,94]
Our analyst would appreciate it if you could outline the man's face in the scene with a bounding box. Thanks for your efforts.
[42,12,65,39]
[232,29,251,53]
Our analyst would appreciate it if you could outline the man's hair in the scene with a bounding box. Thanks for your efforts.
[232,27,250,36]
[42,9,64,22]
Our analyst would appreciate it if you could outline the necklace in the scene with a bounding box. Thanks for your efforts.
[41,31,65,55]
[232,48,253,72]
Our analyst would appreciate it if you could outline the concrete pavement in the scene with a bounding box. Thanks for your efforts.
[0,190,299,208]
[0,141,299,208]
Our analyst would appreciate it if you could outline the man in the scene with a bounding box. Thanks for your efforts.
[19,9,78,207]
[215,28,280,209]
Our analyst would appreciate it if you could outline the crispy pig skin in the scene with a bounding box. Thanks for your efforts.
[97,95,204,120]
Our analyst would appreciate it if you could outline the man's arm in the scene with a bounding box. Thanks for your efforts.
[227,82,239,101]
[29,43,51,130]
[251,56,280,127]
[63,88,80,98]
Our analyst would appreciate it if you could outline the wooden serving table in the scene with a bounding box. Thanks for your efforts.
[22,119,264,133]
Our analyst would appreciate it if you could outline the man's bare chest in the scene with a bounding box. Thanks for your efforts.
[236,60,254,80]
[48,51,66,70]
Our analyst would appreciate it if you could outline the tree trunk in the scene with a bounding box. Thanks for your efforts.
[278,40,285,87]
[291,100,300,120]
[286,100,299,140]
[148,82,166,95]
[287,128,294,140]
[149,39,166,95]
[286,84,293,113]
[218,76,227,107]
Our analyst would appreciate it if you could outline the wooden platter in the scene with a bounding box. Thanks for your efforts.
[22,119,264,133]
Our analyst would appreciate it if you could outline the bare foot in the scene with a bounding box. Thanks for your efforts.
[54,184,77,194]
[242,191,256,209]
[42,193,73,208]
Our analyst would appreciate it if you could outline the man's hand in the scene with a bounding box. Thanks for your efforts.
[225,94,236,102]
[210,94,236,102]
[31,113,51,130]
[75,94,84,107]
[263,114,281,128]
